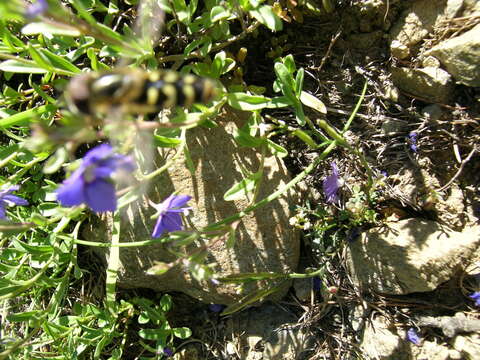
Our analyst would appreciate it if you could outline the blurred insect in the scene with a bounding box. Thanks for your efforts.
[66,68,217,117]
[58,0,220,206]
[64,0,218,120]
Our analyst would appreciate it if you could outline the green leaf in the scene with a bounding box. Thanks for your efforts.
[227,92,271,111]
[39,48,82,74]
[22,22,81,36]
[224,172,262,201]
[0,59,48,74]
[250,5,282,31]
[274,62,296,103]
[153,135,182,148]
[267,139,288,157]
[172,327,192,339]
[300,91,327,114]
[160,294,172,312]
[0,105,56,129]
[292,129,318,148]
[283,54,296,74]
[295,68,304,95]
[210,5,230,22]
[138,328,171,341]
[233,126,266,148]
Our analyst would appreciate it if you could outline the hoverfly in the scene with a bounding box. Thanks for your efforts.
[65,68,217,117]
[63,0,219,120]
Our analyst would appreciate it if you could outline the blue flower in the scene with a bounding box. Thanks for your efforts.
[312,277,322,291]
[162,348,174,357]
[407,328,421,346]
[469,292,480,307]
[25,0,48,19]
[323,162,341,203]
[151,194,192,238]
[0,186,28,220]
[56,144,135,213]
[408,132,418,153]
[208,304,225,313]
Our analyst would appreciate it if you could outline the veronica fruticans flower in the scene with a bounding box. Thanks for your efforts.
[323,162,342,204]
[408,132,418,153]
[56,144,135,213]
[25,0,49,19]
[151,194,192,238]
[406,328,421,346]
[0,186,28,219]
[469,292,480,307]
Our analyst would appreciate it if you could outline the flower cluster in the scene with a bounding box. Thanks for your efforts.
[0,186,28,220]
[56,144,135,213]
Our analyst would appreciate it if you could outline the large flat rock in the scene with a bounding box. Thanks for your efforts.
[346,218,480,295]
[85,108,300,304]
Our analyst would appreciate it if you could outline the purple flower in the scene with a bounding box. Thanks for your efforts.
[56,144,135,213]
[25,0,48,19]
[163,348,174,357]
[208,304,225,312]
[408,132,418,153]
[323,162,341,203]
[469,292,480,307]
[407,328,421,346]
[151,194,192,238]
[0,186,29,219]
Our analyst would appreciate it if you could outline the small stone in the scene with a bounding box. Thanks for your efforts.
[293,277,312,302]
[381,118,407,135]
[390,40,410,59]
[421,104,443,121]
[422,55,440,68]
[391,66,454,103]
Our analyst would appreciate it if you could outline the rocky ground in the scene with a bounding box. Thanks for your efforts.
[80,0,480,359]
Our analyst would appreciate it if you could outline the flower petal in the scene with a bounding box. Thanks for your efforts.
[151,212,183,238]
[2,194,29,206]
[85,179,117,212]
[169,195,192,209]
[82,144,113,166]
[0,204,6,219]
[162,212,183,232]
[56,176,86,207]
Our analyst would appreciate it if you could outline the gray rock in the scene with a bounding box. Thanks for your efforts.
[346,218,480,294]
[453,334,480,359]
[85,108,300,304]
[226,304,314,360]
[421,104,443,121]
[381,118,408,135]
[391,66,454,103]
[360,315,410,360]
[389,0,447,50]
[426,24,480,87]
